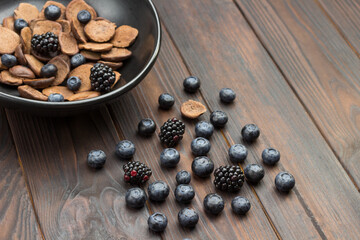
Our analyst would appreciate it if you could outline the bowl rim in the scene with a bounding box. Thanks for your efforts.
[0,0,161,109]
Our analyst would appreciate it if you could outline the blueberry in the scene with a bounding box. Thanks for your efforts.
[41,64,58,78]
[48,93,65,102]
[195,121,214,139]
[67,76,81,91]
[148,212,168,232]
[160,148,180,168]
[178,208,199,228]
[210,110,228,128]
[241,124,260,142]
[70,53,86,68]
[138,118,156,137]
[183,76,200,93]
[174,184,195,203]
[77,10,92,24]
[147,181,170,202]
[191,137,211,156]
[231,196,251,215]
[275,172,295,192]
[229,144,248,163]
[219,88,236,103]
[125,187,147,208]
[262,148,280,166]
[87,150,106,169]
[115,140,136,159]
[158,93,175,110]
[1,54,17,68]
[244,164,265,184]
[203,193,224,215]
[44,5,62,21]
[176,170,191,185]
[14,19,28,32]
[191,156,214,178]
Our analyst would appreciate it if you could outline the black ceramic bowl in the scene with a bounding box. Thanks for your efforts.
[0,0,161,115]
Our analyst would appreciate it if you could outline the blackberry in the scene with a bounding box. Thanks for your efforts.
[123,161,152,186]
[90,63,116,93]
[31,32,59,56]
[159,118,185,147]
[214,165,245,192]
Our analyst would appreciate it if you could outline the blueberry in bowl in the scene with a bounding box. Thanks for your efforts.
[0,0,161,116]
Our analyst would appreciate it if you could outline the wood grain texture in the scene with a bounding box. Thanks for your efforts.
[6,109,159,240]
[235,0,360,187]
[0,108,41,240]
[108,27,278,240]
[153,0,360,238]
[317,0,360,54]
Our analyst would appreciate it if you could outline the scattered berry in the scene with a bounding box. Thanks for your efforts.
[178,208,199,228]
[31,32,59,56]
[275,172,295,192]
[241,124,260,142]
[195,121,214,139]
[44,5,61,21]
[160,148,180,168]
[231,196,251,215]
[40,63,58,78]
[70,53,86,68]
[115,140,135,159]
[176,170,191,185]
[77,10,92,24]
[1,54,17,68]
[87,150,106,169]
[191,137,211,156]
[228,144,248,163]
[148,213,168,232]
[67,76,81,91]
[219,88,236,103]
[138,118,156,137]
[125,187,147,209]
[210,110,228,128]
[262,148,280,166]
[148,181,170,202]
[123,161,152,186]
[158,93,175,110]
[183,76,200,93]
[48,93,64,102]
[174,184,195,203]
[203,193,224,215]
[244,164,265,184]
[214,165,245,192]
[90,63,116,92]
[159,118,185,147]
[14,18,28,32]
[191,156,214,178]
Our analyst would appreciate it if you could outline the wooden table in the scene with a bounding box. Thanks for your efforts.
[1,0,359,239]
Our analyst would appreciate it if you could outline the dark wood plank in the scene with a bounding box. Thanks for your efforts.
[6,109,159,240]
[317,0,360,54]
[108,27,278,240]
[235,0,360,187]
[153,0,360,239]
[0,108,42,240]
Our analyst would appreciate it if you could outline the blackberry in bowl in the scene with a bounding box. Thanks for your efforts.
[31,32,59,57]
[90,63,116,93]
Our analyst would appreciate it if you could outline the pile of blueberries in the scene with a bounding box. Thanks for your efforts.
[86,76,295,234]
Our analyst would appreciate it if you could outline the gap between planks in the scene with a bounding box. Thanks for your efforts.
[4,109,46,240]
[314,0,360,58]
[232,0,360,193]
